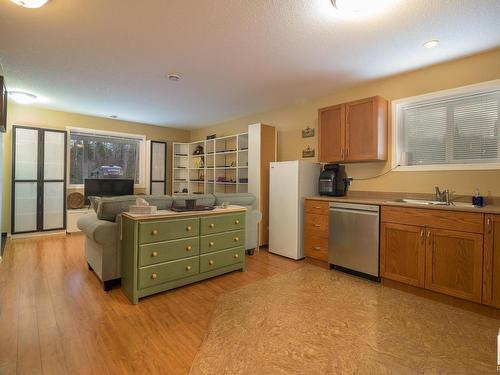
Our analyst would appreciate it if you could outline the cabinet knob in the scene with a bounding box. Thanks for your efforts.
[151,251,159,257]
[313,224,321,228]
[314,206,321,209]
[186,245,192,251]
[234,237,239,242]
[234,254,239,259]
[313,246,321,250]
[235,219,240,224]
[186,225,192,231]
[151,229,158,235]
[209,241,215,247]
[151,273,157,280]
[209,260,214,265]
[186,265,192,271]
[209,223,215,228]
[427,230,431,238]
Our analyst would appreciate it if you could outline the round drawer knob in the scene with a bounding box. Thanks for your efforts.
[234,237,239,242]
[186,225,192,231]
[151,251,159,257]
[209,223,215,228]
[186,245,192,251]
[209,260,214,265]
[151,229,158,235]
[235,219,240,224]
[234,254,239,259]
[151,273,157,280]
[186,265,192,271]
[209,241,215,247]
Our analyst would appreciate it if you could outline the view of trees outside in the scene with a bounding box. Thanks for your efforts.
[70,132,140,184]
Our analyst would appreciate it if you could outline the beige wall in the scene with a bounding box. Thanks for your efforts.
[3,103,190,233]
[190,48,500,198]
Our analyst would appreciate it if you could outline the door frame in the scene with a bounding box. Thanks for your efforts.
[11,125,67,234]
[149,140,167,195]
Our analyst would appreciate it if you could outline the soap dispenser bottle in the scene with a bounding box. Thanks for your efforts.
[472,188,484,208]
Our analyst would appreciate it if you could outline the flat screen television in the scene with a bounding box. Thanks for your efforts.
[0,76,7,133]
[84,178,134,204]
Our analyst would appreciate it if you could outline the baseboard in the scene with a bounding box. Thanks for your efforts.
[10,230,66,240]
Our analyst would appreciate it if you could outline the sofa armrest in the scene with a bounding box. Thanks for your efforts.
[77,212,118,246]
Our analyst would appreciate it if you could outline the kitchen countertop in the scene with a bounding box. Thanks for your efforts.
[122,205,246,221]
[306,191,500,215]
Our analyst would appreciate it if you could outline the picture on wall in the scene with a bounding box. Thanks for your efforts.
[302,126,314,138]
[302,146,315,158]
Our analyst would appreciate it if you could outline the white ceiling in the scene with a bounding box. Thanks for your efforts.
[0,0,499,128]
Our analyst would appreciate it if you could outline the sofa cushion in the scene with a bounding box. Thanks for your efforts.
[88,196,101,212]
[95,195,172,221]
[214,193,256,207]
[96,196,136,221]
[172,194,216,208]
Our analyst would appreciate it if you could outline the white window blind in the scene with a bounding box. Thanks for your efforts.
[397,88,500,167]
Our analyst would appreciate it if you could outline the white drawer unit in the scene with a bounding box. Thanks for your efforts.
[66,208,93,233]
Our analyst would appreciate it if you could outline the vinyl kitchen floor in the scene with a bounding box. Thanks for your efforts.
[190,265,499,374]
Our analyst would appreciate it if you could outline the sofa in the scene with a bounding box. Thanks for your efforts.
[77,193,261,291]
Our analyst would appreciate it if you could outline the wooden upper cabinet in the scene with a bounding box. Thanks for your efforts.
[318,104,344,163]
[318,96,387,163]
[483,215,500,308]
[380,222,426,287]
[425,228,483,303]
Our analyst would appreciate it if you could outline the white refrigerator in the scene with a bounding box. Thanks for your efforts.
[268,160,321,260]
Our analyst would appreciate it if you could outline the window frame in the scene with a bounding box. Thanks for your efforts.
[66,127,146,189]
[392,79,500,172]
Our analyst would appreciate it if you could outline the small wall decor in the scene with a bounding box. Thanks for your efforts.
[302,146,315,158]
[302,126,315,138]
[206,134,217,140]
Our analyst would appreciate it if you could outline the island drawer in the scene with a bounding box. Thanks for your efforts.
[304,200,329,215]
[138,256,199,289]
[139,237,200,267]
[200,230,245,254]
[139,217,200,244]
[200,213,245,235]
[200,247,244,273]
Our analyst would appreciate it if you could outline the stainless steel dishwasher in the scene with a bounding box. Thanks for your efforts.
[328,202,380,281]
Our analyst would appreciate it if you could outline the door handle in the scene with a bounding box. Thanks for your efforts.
[487,217,492,234]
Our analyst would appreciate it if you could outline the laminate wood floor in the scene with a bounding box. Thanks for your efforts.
[0,234,304,375]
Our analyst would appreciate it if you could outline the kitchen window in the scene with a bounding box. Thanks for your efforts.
[393,80,500,171]
[68,128,146,186]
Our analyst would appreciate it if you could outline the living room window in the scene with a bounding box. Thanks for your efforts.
[393,80,500,171]
[68,128,146,186]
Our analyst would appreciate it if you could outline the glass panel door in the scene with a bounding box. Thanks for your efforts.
[13,181,38,233]
[43,182,64,230]
[43,130,66,230]
[15,128,38,180]
[150,141,166,195]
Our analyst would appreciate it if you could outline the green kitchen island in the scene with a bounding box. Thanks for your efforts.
[121,205,246,304]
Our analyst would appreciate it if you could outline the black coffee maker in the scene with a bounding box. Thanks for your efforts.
[318,164,349,196]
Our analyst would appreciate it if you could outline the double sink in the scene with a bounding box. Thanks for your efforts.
[390,198,475,209]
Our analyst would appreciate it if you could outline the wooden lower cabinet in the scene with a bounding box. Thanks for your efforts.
[425,228,483,303]
[483,214,500,308]
[380,223,425,287]
[303,199,329,262]
[380,206,486,305]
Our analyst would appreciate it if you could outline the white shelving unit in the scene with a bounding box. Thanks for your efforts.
[172,133,249,195]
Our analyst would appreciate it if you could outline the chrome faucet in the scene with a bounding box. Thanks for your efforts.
[435,186,450,205]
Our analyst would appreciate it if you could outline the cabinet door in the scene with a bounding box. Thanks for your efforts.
[318,104,345,162]
[483,215,500,308]
[380,223,425,287]
[345,97,387,161]
[425,229,483,303]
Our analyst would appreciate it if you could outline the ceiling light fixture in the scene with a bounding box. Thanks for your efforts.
[10,0,50,8]
[9,91,38,104]
[167,73,181,82]
[109,115,118,119]
[423,40,439,48]
[331,0,397,17]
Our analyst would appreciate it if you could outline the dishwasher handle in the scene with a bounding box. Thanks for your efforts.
[329,207,379,216]
[329,202,379,213]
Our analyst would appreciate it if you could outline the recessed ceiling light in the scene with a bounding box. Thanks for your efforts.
[423,40,439,48]
[10,0,50,8]
[167,73,181,82]
[331,0,397,17]
[9,91,38,104]
[109,115,118,119]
